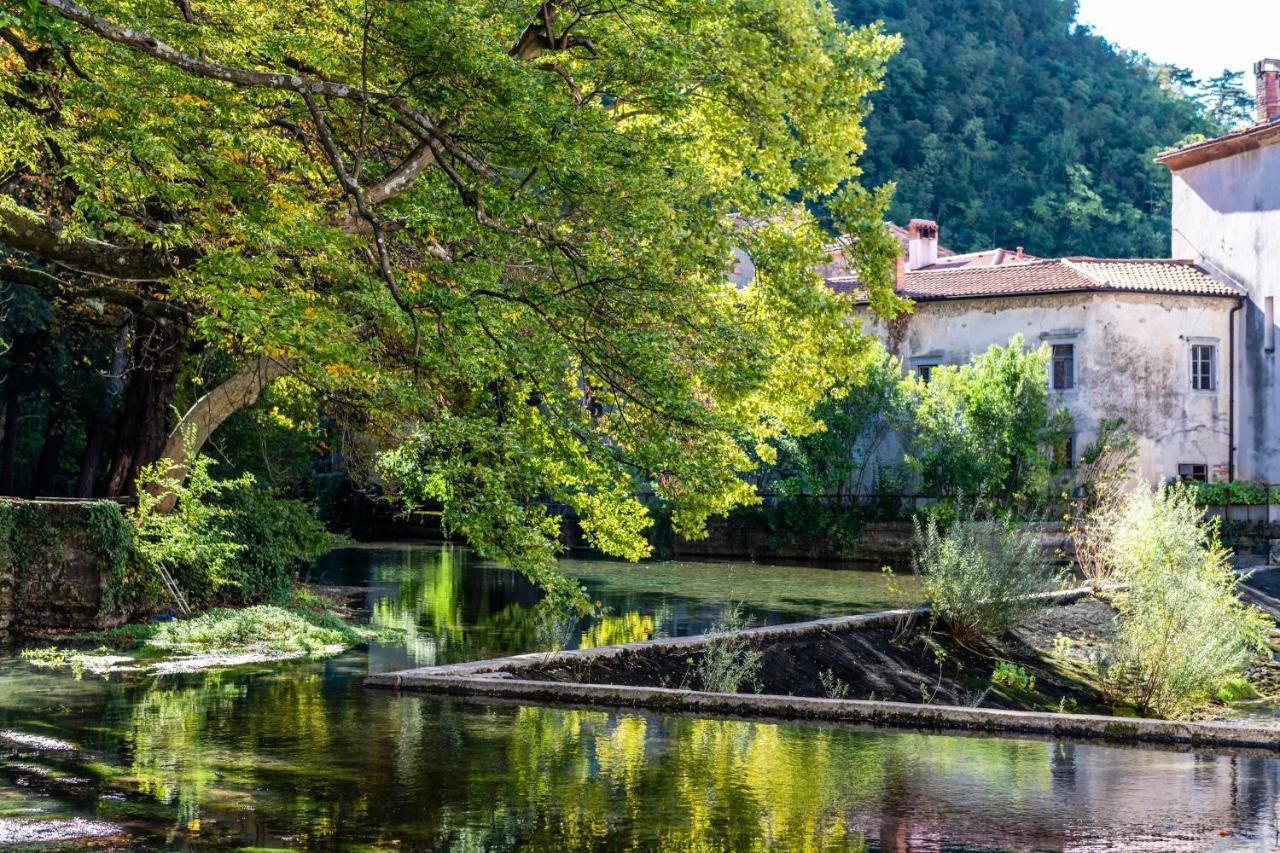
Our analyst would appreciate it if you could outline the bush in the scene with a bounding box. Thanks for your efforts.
[913,511,1066,642]
[902,337,1074,513]
[694,604,763,694]
[131,453,340,610]
[1094,486,1270,718]
[1191,480,1271,507]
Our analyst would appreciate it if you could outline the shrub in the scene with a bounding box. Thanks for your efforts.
[913,511,1066,643]
[1191,479,1271,507]
[131,453,340,610]
[1095,485,1271,718]
[1066,418,1138,582]
[902,337,1074,513]
[694,604,763,694]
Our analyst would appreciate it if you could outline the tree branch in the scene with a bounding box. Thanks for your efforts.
[0,262,190,321]
[0,203,191,280]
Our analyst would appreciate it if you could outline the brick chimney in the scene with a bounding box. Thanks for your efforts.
[1257,58,1280,124]
[907,219,939,271]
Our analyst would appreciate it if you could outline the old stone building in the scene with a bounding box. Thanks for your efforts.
[1156,58,1280,484]
[823,58,1280,488]
[843,223,1243,485]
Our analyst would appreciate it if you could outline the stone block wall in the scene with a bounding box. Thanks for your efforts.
[0,499,132,641]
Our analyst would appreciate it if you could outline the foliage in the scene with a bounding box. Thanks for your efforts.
[1066,418,1139,582]
[990,660,1035,692]
[693,604,764,694]
[759,348,908,499]
[131,453,340,609]
[901,337,1073,512]
[2,0,905,591]
[833,0,1224,258]
[819,668,851,699]
[913,510,1065,643]
[1094,485,1271,718]
[147,605,363,653]
[1195,69,1257,129]
[1191,480,1271,507]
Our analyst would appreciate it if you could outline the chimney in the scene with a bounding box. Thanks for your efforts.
[907,219,938,271]
[1257,58,1280,124]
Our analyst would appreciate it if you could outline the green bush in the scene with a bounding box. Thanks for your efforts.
[913,511,1066,643]
[1095,485,1271,718]
[902,336,1074,514]
[131,453,340,610]
[1191,480,1271,507]
[694,604,764,694]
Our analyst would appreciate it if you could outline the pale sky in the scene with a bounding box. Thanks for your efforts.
[1075,0,1276,82]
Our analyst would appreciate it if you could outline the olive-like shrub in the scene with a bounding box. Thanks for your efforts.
[913,511,1065,643]
[1094,485,1270,718]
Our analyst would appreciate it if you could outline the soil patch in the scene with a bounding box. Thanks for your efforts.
[520,595,1115,713]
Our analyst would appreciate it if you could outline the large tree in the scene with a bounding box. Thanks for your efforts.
[1,0,902,584]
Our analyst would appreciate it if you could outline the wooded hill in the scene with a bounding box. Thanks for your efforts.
[834,0,1225,258]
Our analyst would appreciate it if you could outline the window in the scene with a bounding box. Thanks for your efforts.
[1051,344,1075,390]
[1190,343,1216,391]
[916,364,935,384]
[1178,463,1208,483]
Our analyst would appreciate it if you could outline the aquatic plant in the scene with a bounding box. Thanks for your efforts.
[148,606,365,654]
[990,661,1035,692]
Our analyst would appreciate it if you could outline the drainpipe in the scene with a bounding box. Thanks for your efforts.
[1229,298,1243,483]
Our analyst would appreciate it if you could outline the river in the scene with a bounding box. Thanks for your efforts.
[1,543,1279,850]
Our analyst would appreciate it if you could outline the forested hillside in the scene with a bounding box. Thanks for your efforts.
[834,0,1224,258]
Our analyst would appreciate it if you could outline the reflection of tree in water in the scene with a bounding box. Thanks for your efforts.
[418,707,1070,850]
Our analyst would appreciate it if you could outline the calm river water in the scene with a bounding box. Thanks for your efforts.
[3,544,1280,850]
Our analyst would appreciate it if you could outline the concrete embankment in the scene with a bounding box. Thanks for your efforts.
[365,589,1280,752]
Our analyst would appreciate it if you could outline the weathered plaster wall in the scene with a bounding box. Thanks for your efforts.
[1171,144,1280,482]
[0,499,131,640]
[859,291,1238,486]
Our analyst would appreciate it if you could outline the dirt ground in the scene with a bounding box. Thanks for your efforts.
[524,595,1121,714]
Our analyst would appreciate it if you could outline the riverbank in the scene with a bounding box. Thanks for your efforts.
[14,585,394,676]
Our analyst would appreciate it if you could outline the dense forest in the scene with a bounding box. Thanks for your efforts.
[834,0,1236,258]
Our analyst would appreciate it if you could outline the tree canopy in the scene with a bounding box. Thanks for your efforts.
[832,0,1227,258]
[1,0,902,584]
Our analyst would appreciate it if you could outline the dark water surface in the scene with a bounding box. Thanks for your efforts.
[2,544,1280,850]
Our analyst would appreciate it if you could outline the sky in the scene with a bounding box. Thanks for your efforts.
[1075,0,1275,82]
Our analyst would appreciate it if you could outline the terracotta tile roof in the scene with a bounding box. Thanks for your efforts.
[830,258,1240,302]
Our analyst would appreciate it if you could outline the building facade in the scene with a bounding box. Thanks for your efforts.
[1157,58,1280,484]
[844,234,1242,485]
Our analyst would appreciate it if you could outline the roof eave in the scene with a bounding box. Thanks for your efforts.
[1156,121,1280,170]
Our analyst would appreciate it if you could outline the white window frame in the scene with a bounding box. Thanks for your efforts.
[1041,329,1082,393]
[1050,343,1076,391]
[1188,339,1218,393]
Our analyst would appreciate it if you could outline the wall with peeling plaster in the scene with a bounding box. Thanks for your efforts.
[1170,144,1280,483]
[858,291,1238,486]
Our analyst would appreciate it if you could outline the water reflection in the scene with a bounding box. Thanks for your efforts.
[1,545,1280,849]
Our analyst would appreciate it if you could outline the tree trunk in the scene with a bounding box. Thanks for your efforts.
[30,391,67,497]
[105,317,184,498]
[75,323,131,498]
[0,390,20,496]
[152,355,292,512]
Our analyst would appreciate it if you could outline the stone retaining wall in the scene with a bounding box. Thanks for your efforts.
[0,499,131,641]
